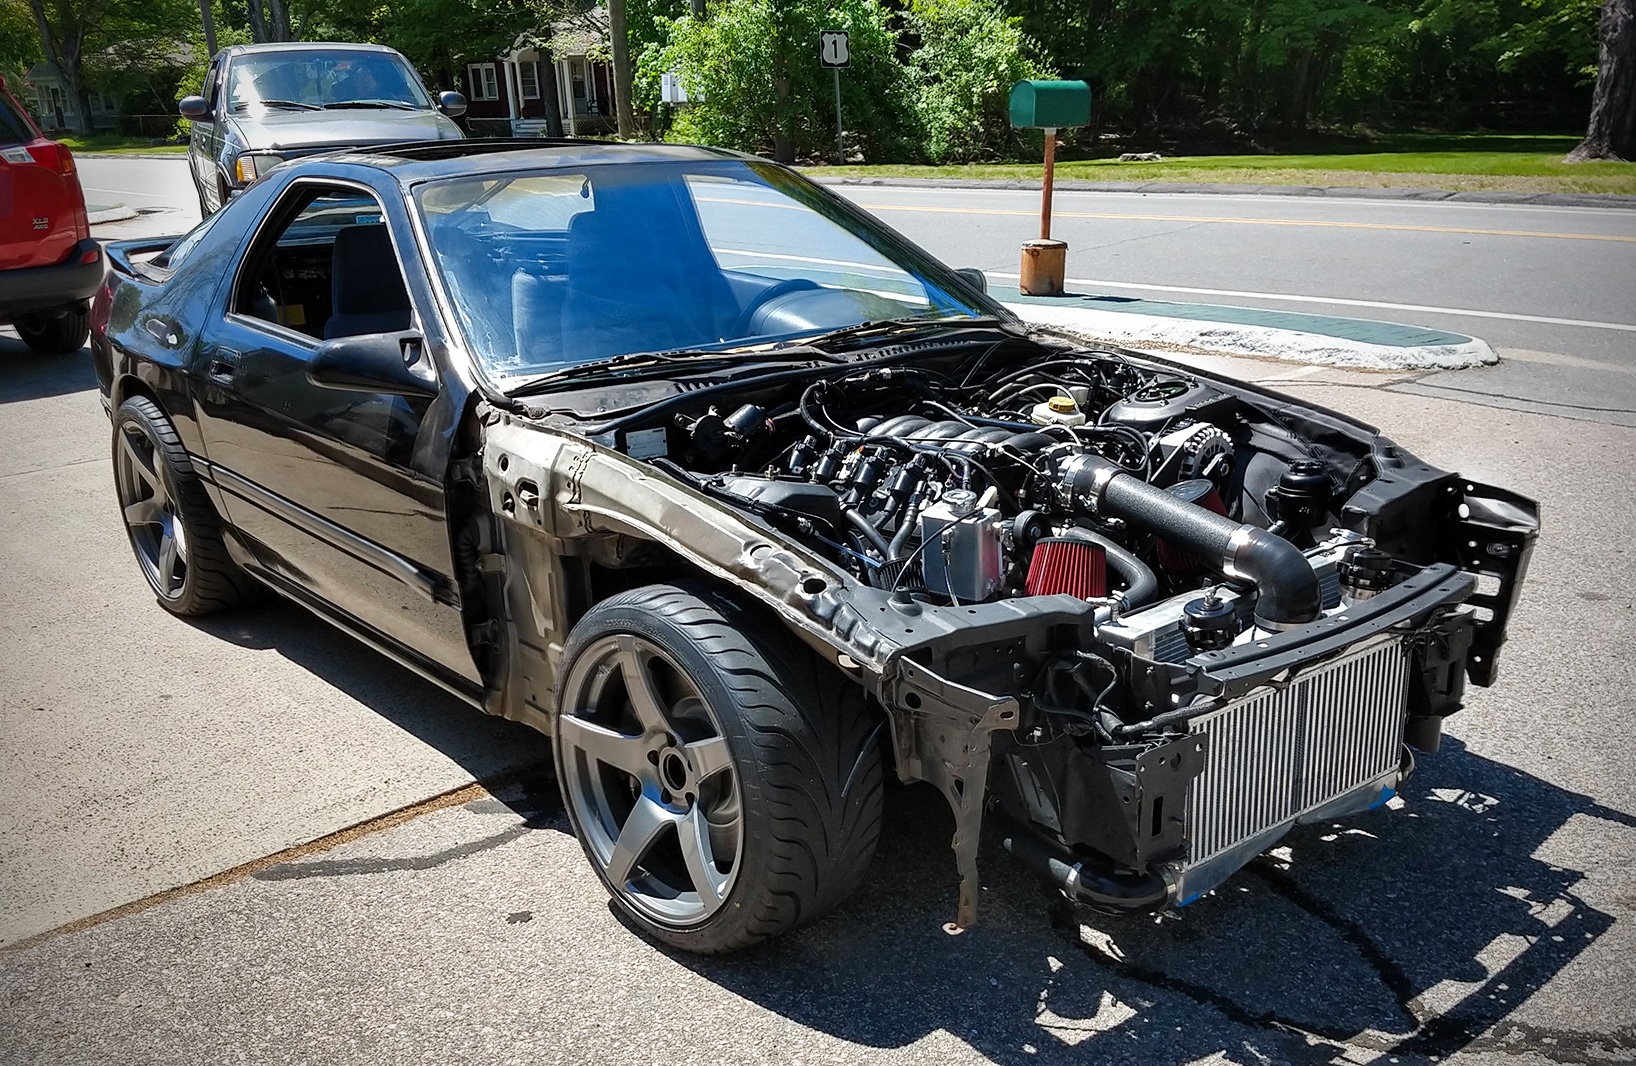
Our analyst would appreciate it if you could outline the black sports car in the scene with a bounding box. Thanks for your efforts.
[91,141,1539,954]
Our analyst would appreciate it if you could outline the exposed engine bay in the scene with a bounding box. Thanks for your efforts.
[576,336,1538,915]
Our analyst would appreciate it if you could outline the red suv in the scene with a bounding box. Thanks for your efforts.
[1,73,103,354]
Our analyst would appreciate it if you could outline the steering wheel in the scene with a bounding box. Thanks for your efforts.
[730,278,821,338]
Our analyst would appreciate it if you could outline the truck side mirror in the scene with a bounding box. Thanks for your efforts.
[438,91,467,118]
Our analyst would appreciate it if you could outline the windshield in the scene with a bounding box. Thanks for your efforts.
[226,50,431,112]
[414,160,997,385]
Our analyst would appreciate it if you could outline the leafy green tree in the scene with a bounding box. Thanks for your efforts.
[1,0,42,88]
[905,0,1054,163]
[26,0,192,134]
[659,0,914,161]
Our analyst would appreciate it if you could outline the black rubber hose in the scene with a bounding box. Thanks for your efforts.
[998,817,1170,910]
[1060,527,1158,611]
[1065,455,1321,627]
[844,508,892,558]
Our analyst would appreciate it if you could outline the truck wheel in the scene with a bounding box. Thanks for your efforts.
[112,395,250,615]
[16,305,90,354]
[553,583,883,953]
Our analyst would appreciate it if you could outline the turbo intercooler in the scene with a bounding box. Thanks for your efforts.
[1175,635,1411,900]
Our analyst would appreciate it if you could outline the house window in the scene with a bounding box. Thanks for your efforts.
[519,60,539,100]
[466,63,499,102]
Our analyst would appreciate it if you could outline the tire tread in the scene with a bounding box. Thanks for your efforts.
[556,582,884,953]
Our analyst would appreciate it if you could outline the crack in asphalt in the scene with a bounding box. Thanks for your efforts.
[250,811,560,881]
[1045,863,1630,1065]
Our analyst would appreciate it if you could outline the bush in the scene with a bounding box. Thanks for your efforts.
[657,0,916,161]
[906,0,1054,163]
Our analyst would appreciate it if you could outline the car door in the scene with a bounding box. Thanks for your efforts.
[192,174,477,684]
[188,56,223,203]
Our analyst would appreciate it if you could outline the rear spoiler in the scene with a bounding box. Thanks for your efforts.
[105,236,183,277]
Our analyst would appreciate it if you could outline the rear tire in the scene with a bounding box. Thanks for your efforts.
[16,305,89,354]
[553,583,883,953]
[112,395,251,615]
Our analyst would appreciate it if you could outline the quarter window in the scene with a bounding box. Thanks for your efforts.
[235,184,412,342]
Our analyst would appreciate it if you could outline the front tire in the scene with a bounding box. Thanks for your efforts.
[112,395,249,615]
[16,304,89,354]
[553,583,883,953]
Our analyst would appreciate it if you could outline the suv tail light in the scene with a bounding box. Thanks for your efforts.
[25,141,77,175]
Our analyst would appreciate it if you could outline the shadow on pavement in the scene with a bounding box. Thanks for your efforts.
[0,337,98,404]
[649,737,1634,1066]
[187,597,552,785]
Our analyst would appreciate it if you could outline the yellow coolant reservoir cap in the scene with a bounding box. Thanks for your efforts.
[1047,395,1077,413]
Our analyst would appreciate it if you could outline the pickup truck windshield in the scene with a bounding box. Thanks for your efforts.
[226,50,431,112]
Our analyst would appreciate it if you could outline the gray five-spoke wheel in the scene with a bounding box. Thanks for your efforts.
[116,419,189,599]
[557,633,743,926]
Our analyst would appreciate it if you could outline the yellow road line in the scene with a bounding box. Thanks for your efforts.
[856,202,1636,244]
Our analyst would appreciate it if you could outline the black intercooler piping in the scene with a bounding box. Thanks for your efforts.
[998,815,1172,909]
[1061,454,1322,628]
[1060,527,1159,611]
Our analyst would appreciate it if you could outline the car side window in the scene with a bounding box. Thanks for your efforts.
[204,58,222,111]
[233,184,412,342]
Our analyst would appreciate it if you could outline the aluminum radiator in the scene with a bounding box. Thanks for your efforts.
[1185,636,1410,867]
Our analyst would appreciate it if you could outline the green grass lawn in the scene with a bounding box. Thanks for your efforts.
[810,134,1636,195]
[54,133,187,155]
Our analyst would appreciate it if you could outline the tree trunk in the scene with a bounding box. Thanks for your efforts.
[1567,0,1636,162]
[200,0,217,55]
[28,0,91,135]
[607,0,636,138]
[540,52,565,138]
[245,0,269,43]
[266,0,291,41]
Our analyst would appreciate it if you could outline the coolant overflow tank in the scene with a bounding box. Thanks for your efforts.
[920,492,1005,602]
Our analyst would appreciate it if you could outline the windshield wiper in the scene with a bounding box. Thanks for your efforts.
[323,100,420,111]
[801,315,1010,352]
[506,346,843,398]
[235,99,321,111]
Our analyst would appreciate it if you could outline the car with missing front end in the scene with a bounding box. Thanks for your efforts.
[90,140,1538,953]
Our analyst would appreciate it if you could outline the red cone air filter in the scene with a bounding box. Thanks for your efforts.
[1026,537,1108,599]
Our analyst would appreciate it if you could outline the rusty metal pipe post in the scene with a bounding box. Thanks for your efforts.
[1020,127,1067,296]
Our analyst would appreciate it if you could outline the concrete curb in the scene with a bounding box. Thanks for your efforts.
[814,174,1636,210]
[1006,301,1496,370]
[73,151,188,160]
[86,203,138,224]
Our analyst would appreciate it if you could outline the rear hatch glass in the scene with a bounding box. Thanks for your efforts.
[1,90,35,147]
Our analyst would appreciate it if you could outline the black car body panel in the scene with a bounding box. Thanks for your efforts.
[92,141,1539,935]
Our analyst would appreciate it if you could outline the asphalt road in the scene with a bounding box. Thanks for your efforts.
[2,156,1633,1064]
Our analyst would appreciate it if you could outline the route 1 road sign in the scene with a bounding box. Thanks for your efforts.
[820,30,850,68]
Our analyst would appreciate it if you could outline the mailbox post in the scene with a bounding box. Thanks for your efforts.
[1008,80,1091,296]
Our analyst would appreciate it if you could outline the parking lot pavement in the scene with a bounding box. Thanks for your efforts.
[2,351,1632,1065]
[0,334,551,947]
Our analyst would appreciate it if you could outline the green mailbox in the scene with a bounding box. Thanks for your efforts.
[1008,80,1091,130]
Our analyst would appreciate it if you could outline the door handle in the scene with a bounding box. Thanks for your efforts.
[207,348,241,383]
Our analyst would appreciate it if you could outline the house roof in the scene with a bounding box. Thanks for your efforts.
[24,63,61,86]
